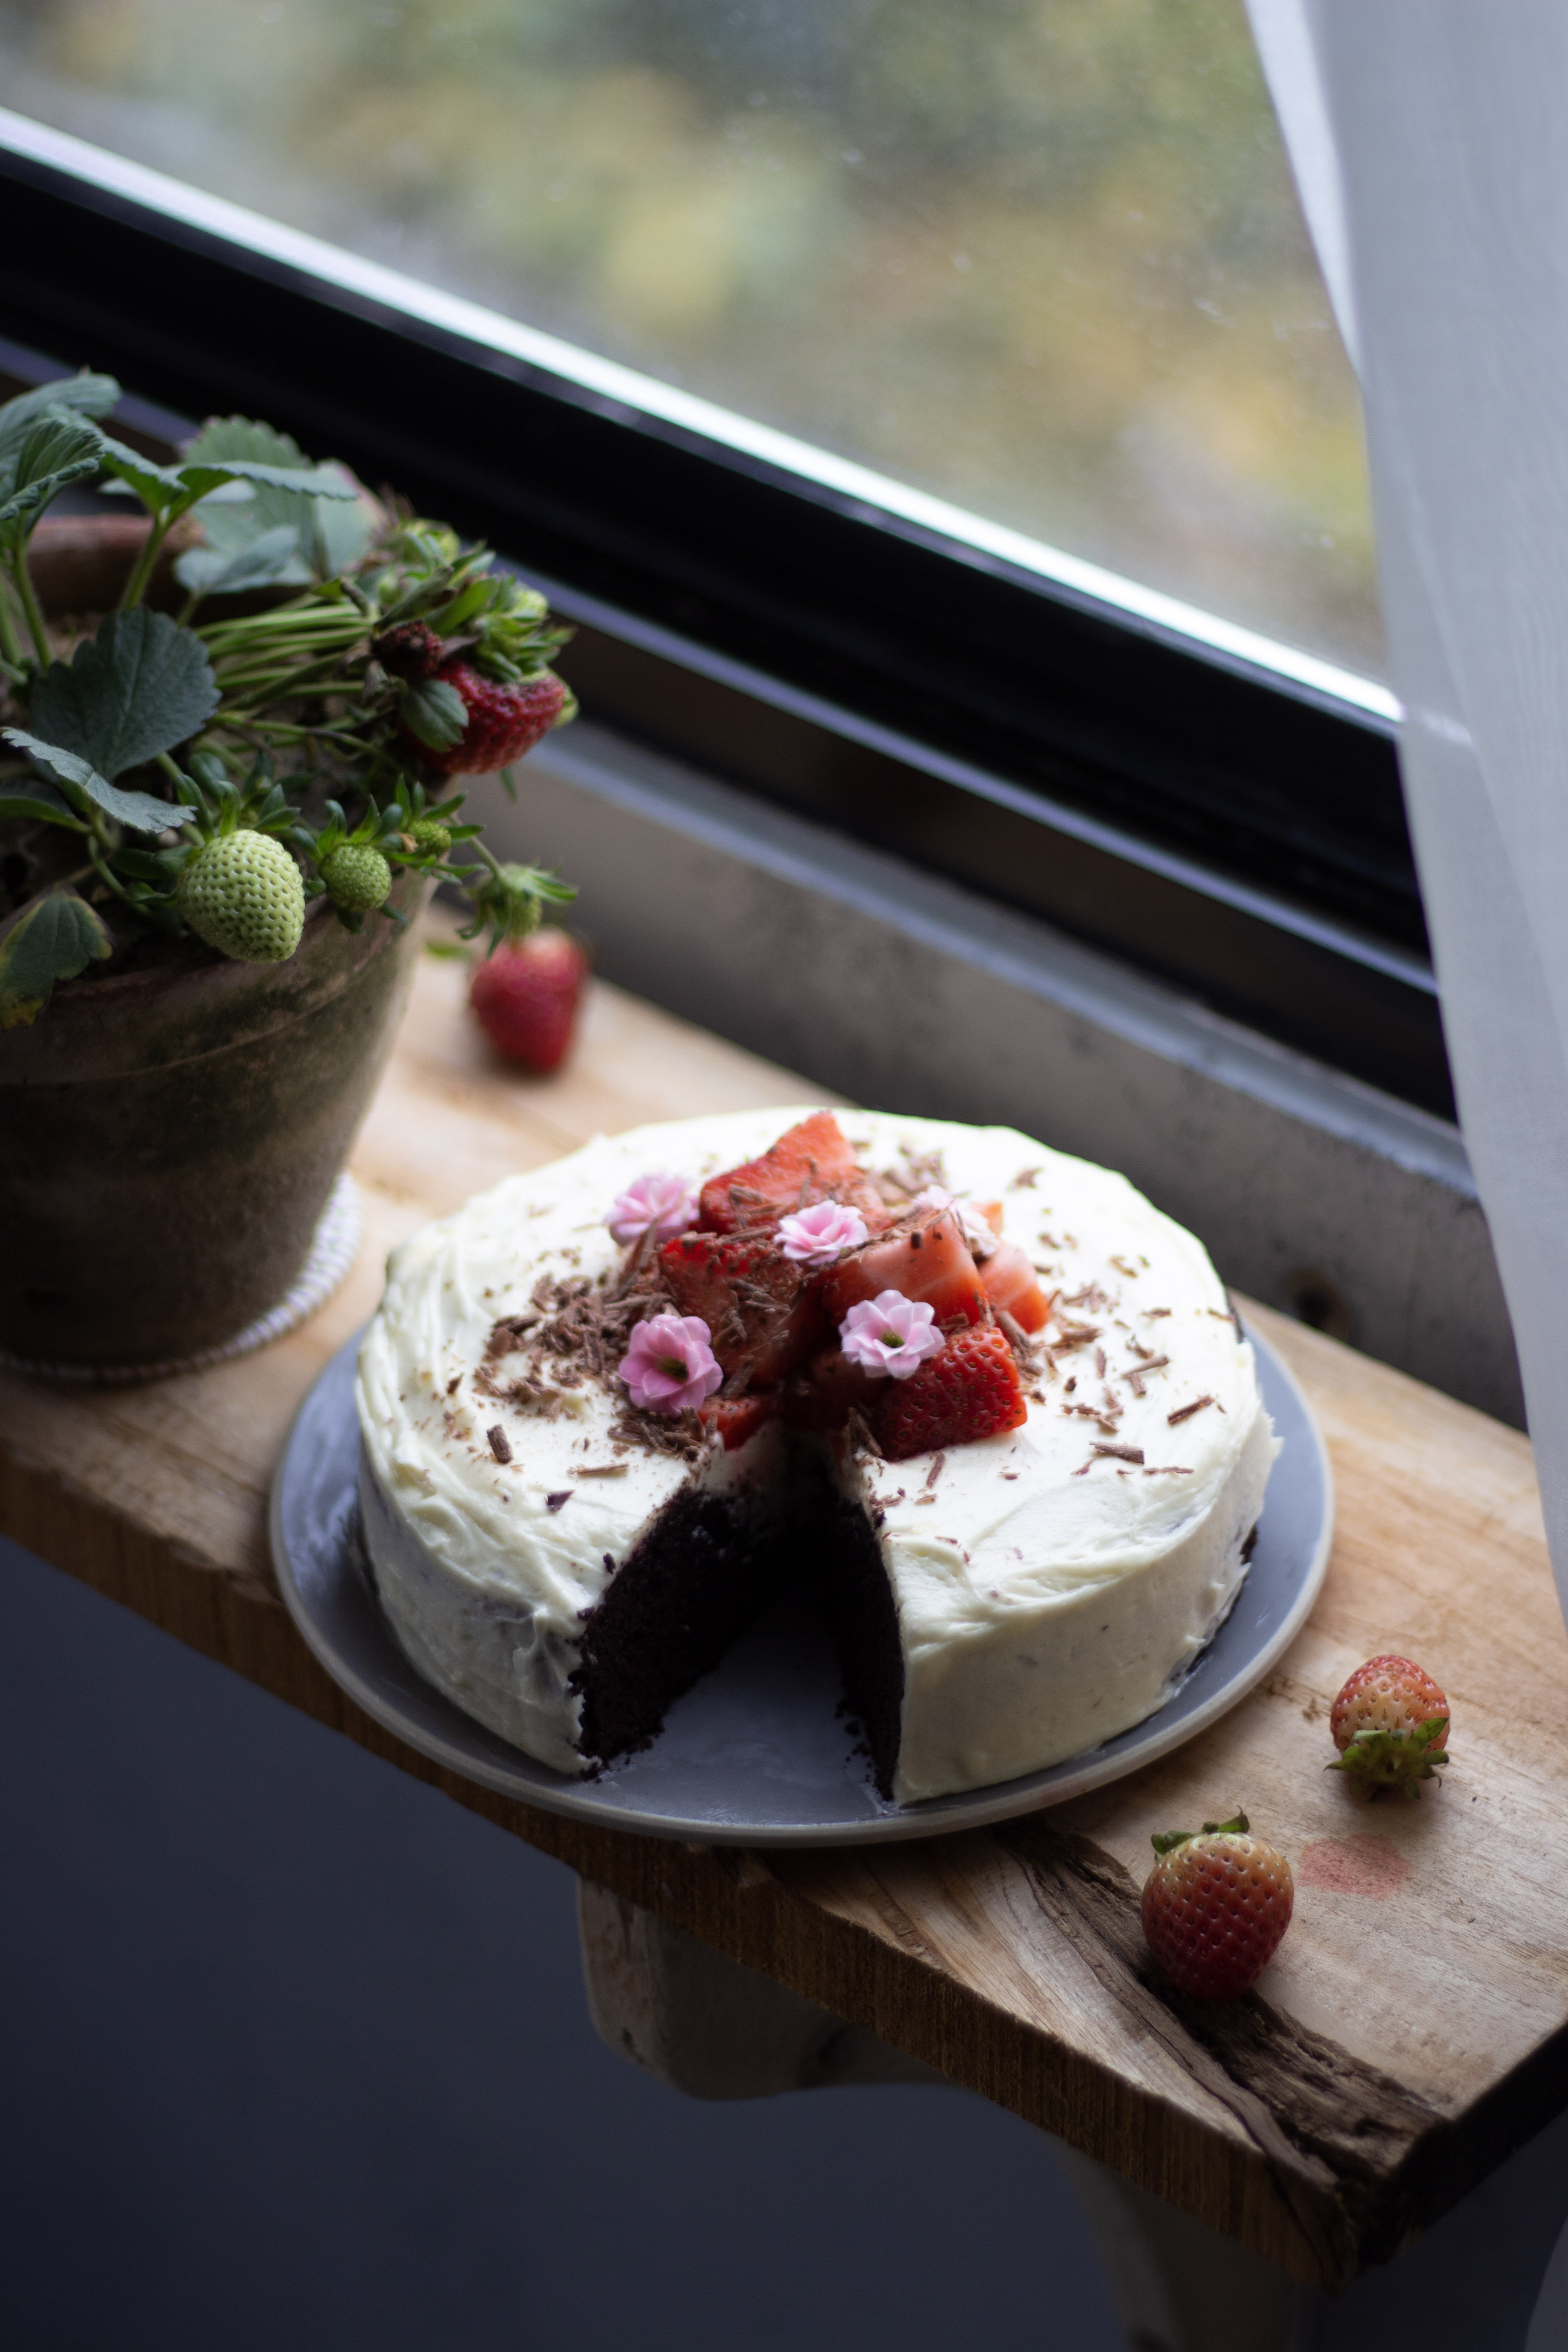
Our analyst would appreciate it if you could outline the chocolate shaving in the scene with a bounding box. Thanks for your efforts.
[486,1426,512,1464]
[1051,1321,1101,1354]
[1145,1307,1172,1319]
[608,1406,706,1461]
[924,1451,947,1490]
[1094,1347,1107,1379]
[1167,1395,1215,1426]
[845,1406,883,1460]
[1091,1442,1145,1464]
[1062,1284,1112,1313]
[546,1490,573,1512]
[578,1463,630,1477]
[1143,1465,1193,1476]
[996,1309,1037,1371]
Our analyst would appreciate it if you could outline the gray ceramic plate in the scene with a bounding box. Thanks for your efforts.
[271,1324,1332,1846]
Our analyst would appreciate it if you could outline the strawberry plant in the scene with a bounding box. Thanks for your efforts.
[0,368,577,1028]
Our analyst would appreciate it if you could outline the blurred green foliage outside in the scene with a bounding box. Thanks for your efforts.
[0,0,1382,675]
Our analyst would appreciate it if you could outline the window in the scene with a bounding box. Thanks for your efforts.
[0,1,1440,1111]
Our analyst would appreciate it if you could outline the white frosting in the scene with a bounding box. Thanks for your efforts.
[356,1107,1275,1802]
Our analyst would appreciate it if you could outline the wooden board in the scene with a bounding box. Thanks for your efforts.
[4,916,1567,2290]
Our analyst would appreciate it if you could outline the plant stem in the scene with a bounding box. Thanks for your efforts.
[119,511,175,611]
[11,546,51,663]
[0,571,25,670]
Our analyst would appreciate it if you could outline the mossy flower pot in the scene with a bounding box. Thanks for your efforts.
[0,875,426,1371]
[0,518,424,1372]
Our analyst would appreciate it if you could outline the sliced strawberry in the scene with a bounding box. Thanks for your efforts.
[698,1392,779,1452]
[658,1230,827,1391]
[875,1322,1028,1462]
[979,1241,1053,1333]
[969,1200,1005,1240]
[823,1206,987,1332]
[780,1341,883,1434]
[698,1111,888,1236]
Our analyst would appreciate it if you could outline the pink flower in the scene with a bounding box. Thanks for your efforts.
[618,1313,723,1414]
[776,1199,869,1265]
[608,1171,697,1246]
[838,1290,946,1381]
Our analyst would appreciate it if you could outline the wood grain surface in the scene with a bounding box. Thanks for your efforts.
[5,915,1566,2289]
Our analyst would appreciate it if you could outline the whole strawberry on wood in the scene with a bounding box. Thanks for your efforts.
[1141,1813,1294,2000]
[1329,1655,1450,1797]
[470,925,589,1073]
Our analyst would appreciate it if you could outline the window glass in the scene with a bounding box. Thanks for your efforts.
[0,0,1383,681]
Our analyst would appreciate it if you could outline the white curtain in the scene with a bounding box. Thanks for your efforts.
[1246,0,1568,1612]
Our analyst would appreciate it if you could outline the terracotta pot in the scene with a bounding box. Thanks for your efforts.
[0,527,424,1370]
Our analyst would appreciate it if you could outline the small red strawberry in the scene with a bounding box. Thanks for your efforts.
[469,927,588,1073]
[418,659,574,777]
[874,1319,1027,1462]
[1329,1655,1450,1797]
[1141,1814,1294,1999]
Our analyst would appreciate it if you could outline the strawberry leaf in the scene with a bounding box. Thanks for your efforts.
[2,730,193,835]
[0,413,106,545]
[399,676,468,750]
[0,884,113,1029]
[0,776,83,828]
[0,373,118,467]
[28,611,220,779]
[174,523,304,599]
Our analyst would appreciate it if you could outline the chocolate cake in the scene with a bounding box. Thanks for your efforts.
[356,1107,1275,1803]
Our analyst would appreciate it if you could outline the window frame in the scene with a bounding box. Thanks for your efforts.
[0,111,1449,1117]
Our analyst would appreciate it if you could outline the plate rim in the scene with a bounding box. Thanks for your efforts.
[270,1319,1333,1846]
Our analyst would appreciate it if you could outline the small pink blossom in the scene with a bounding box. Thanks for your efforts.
[618,1313,723,1414]
[838,1290,946,1381]
[608,1171,697,1246]
[776,1199,869,1265]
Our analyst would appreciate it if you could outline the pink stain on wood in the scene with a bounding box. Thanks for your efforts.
[1297,1834,1413,1898]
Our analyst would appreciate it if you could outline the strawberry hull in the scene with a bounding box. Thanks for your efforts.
[823,1207,988,1331]
[658,1229,827,1391]
[698,1110,888,1237]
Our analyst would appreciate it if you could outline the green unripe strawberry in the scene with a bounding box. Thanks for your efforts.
[320,844,392,913]
[178,831,305,964]
[406,817,451,857]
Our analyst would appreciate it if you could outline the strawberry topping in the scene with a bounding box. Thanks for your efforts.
[823,1204,988,1332]
[658,1228,827,1392]
[874,1321,1027,1462]
[979,1241,1053,1333]
[698,1392,779,1452]
[698,1112,888,1237]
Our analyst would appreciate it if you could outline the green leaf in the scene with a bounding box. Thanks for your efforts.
[174,524,304,599]
[28,610,220,778]
[0,413,106,541]
[0,373,119,468]
[309,459,377,578]
[182,420,368,582]
[399,676,468,750]
[0,885,113,1028]
[0,776,84,828]
[96,433,185,511]
[1,730,193,836]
